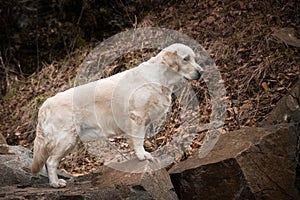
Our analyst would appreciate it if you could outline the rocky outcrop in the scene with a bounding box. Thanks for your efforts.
[0,125,298,199]
[169,125,299,200]
[0,144,178,200]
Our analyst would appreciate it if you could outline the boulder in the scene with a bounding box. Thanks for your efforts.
[0,144,49,187]
[0,144,178,200]
[169,125,299,199]
[92,161,178,200]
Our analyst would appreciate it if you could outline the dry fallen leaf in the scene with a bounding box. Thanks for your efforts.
[276,87,285,92]
[262,82,271,92]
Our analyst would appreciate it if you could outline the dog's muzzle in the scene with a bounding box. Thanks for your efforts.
[184,63,203,80]
[190,70,202,80]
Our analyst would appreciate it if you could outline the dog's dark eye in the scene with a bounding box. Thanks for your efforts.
[183,55,190,62]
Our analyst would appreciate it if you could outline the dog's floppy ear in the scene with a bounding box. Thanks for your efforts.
[162,51,179,72]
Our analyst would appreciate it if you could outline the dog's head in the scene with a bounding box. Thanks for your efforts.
[161,43,203,80]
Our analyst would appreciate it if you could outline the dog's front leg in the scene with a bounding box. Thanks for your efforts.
[130,122,153,161]
[132,136,153,161]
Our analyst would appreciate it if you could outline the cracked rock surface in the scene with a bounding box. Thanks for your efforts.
[169,125,299,199]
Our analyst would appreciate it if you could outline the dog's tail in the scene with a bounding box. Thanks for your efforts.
[31,123,48,175]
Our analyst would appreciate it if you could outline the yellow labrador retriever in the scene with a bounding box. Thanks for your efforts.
[31,43,203,187]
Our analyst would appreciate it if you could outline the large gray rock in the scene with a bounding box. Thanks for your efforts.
[169,125,299,199]
[0,144,49,187]
[92,162,178,200]
[0,144,178,200]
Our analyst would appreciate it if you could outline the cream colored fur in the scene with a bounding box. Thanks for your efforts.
[31,43,203,188]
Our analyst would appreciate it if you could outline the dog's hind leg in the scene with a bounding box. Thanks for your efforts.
[46,154,67,188]
[46,136,77,188]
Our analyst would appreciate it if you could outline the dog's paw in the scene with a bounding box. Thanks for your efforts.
[136,151,154,161]
[50,179,67,188]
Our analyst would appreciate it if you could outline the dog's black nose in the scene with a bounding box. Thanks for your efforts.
[196,70,202,79]
[195,64,204,80]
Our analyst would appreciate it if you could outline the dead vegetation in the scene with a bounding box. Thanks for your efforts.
[0,0,299,174]
[146,0,300,129]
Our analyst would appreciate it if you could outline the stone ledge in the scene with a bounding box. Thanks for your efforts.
[169,124,299,200]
